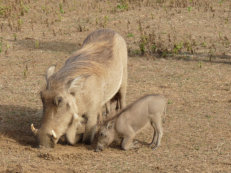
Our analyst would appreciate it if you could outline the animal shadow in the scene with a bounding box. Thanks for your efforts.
[0,105,42,146]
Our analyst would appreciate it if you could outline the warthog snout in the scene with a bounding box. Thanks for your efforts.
[31,123,58,148]
[95,144,104,152]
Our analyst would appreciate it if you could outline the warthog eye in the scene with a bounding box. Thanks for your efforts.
[99,132,105,137]
[54,96,63,106]
[70,92,75,96]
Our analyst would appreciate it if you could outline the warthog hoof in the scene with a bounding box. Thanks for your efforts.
[151,145,158,150]
[95,148,102,152]
[84,138,92,145]
[95,145,103,152]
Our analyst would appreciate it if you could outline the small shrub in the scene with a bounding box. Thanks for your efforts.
[116,0,128,11]
[173,42,183,54]
[34,40,40,49]
[127,33,134,38]
[59,3,64,14]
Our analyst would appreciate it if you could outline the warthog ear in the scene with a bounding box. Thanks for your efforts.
[54,96,63,106]
[66,76,83,93]
[46,65,56,81]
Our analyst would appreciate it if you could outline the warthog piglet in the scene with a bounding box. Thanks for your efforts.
[96,94,166,151]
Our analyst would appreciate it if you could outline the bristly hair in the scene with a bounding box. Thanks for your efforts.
[100,94,165,126]
[46,29,117,90]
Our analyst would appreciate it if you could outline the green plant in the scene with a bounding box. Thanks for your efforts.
[173,42,183,54]
[103,15,109,28]
[138,20,143,34]
[78,25,83,32]
[41,6,46,13]
[5,43,10,54]
[6,43,10,49]
[219,0,224,5]
[34,40,40,48]
[151,44,157,52]
[198,61,202,68]
[201,42,207,47]
[20,2,29,16]
[95,18,98,25]
[156,0,165,4]
[13,33,17,41]
[17,18,23,30]
[194,145,200,151]
[23,65,28,79]
[138,21,147,55]
[0,5,7,17]
[18,18,23,25]
[133,49,141,55]
[127,33,134,38]
[117,0,128,11]
[139,42,145,55]
[139,35,148,55]
[183,41,194,53]
[205,114,211,119]
[208,44,216,61]
[59,3,64,14]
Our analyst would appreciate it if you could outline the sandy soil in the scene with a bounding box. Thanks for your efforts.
[0,0,231,172]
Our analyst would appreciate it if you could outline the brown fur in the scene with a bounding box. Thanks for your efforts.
[96,94,167,151]
[33,29,127,147]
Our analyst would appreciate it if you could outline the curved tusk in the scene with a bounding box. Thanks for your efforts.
[51,130,57,139]
[31,124,38,136]
[73,113,79,120]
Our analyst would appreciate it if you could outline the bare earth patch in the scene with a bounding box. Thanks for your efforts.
[0,0,231,172]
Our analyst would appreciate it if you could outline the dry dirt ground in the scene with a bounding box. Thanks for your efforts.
[0,0,231,172]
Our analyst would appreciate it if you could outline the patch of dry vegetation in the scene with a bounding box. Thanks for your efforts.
[0,0,230,60]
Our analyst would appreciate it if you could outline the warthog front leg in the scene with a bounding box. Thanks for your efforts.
[83,112,98,144]
[66,126,83,145]
[66,114,85,145]
[121,136,135,150]
[66,128,78,145]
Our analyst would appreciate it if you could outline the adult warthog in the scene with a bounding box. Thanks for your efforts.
[31,29,127,147]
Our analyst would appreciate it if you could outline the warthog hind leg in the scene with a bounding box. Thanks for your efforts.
[150,114,163,149]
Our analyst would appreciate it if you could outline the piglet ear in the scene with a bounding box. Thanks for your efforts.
[106,121,114,129]
[46,65,56,81]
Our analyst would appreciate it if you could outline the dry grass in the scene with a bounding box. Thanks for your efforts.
[0,0,231,58]
[0,0,231,172]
